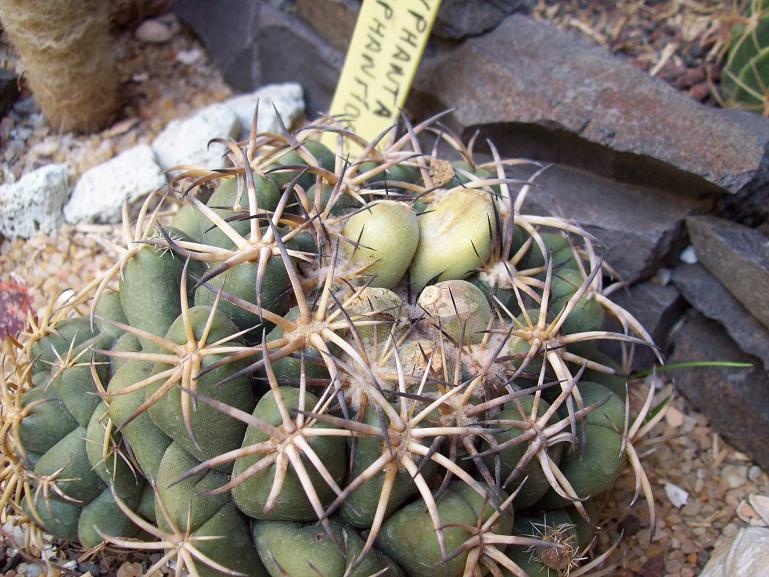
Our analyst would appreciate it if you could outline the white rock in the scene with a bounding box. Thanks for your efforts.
[64,145,166,224]
[152,103,240,170]
[665,481,689,509]
[679,245,698,264]
[0,164,69,239]
[750,494,769,526]
[699,527,769,577]
[224,83,305,138]
[177,48,202,65]
[135,19,173,43]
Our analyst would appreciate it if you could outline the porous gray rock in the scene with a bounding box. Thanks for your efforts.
[686,216,769,331]
[411,15,769,215]
[672,263,769,373]
[669,310,769,471]
[0,164,69,239]
[511,163,704,282]
[64,145,166,224]
[152,102,239,170]
[224,82,305,138]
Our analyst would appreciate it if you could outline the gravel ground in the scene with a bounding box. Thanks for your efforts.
[2,5,768,577]
[597,387,769,576]
[534,0,743,105]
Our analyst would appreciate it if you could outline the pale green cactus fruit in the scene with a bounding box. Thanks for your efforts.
[410,188,496,292]
[342,200,420,289]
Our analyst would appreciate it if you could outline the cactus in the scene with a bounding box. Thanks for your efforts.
[0,110,670,576]
[722,0,769,114]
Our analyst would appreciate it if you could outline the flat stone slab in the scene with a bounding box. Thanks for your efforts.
[174,6,769,216]
[603,281,685,370]
[152,102,239,170]
[512,163,703,282]
[669,310,769,471]
[174,0,342,114]
[64,145,166,224]
[0,164,69,239]
[673,263,769,373]
[413,15,769,204]
[687,215,769,331]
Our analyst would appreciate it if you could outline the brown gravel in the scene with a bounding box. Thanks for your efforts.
[597,385,769,575]
[533,0,746,105]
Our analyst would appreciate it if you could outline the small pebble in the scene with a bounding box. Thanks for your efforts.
[722,522,738,537]
[723,465,748,489]
[652,267,672,285]
[620,513,643,537]
[116,562,143,577]
[666,481,689,508]
[748,466,762,482]
[30,138,59,158]
[4,139,23,161]
[12,96,39,115]
[737,500,762,524]
[675,66,706,89]
[135,19,174,43]
[177,48,203,65]
[79,562,101,576]
[665,406,685,428]
[682,501,701,516]
[749,494,769,525]
[639,556,664,577]
[679,245,698,264]
[688,81,710,102]
[666,559,683,574]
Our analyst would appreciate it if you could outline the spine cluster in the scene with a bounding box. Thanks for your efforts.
[0,111,669,577]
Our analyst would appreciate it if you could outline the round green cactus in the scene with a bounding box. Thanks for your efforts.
[0,114,668,577]
[722,0,769,114]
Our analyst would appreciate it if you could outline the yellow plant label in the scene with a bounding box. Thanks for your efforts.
[324,0,442,152]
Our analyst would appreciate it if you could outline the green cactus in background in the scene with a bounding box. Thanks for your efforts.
[722,0,769,114]
[0,109,670,577]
